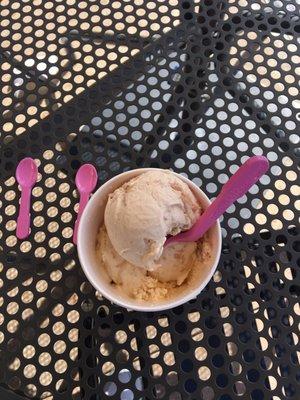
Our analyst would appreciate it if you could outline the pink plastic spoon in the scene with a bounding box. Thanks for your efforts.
[73,164,98,244]
[166,155,269,246]
[16,158,38,239]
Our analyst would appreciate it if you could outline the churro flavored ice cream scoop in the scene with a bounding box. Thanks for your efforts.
[96,170,212,303]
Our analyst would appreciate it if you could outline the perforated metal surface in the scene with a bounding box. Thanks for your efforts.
[0,1,299,399]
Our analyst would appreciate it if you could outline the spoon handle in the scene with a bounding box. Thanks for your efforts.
[167,156,269,245]
[73,192,90,244]
[16,187,32,239]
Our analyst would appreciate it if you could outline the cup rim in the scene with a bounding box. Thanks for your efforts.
[78,168,222,312]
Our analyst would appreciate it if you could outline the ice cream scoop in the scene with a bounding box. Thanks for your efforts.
[73,164,98,244]
[104,170,200,269]
[16,157,38,239]
[166,156,269,246]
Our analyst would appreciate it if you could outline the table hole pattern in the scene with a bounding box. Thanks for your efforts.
[0,0,299,399]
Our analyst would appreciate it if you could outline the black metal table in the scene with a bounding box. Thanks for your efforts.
[0,1,299,399]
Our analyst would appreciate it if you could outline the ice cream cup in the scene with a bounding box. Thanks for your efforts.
[78,168,222,312]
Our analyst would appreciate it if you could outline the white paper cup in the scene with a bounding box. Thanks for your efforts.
[78,168,222,312]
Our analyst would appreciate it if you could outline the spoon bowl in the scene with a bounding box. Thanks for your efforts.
[75,164,98,193]
[16,158,38,188]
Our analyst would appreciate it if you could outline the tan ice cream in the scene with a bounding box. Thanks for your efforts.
[104,170,200,269]
[96,170,213,303]
[97,226,212,301]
